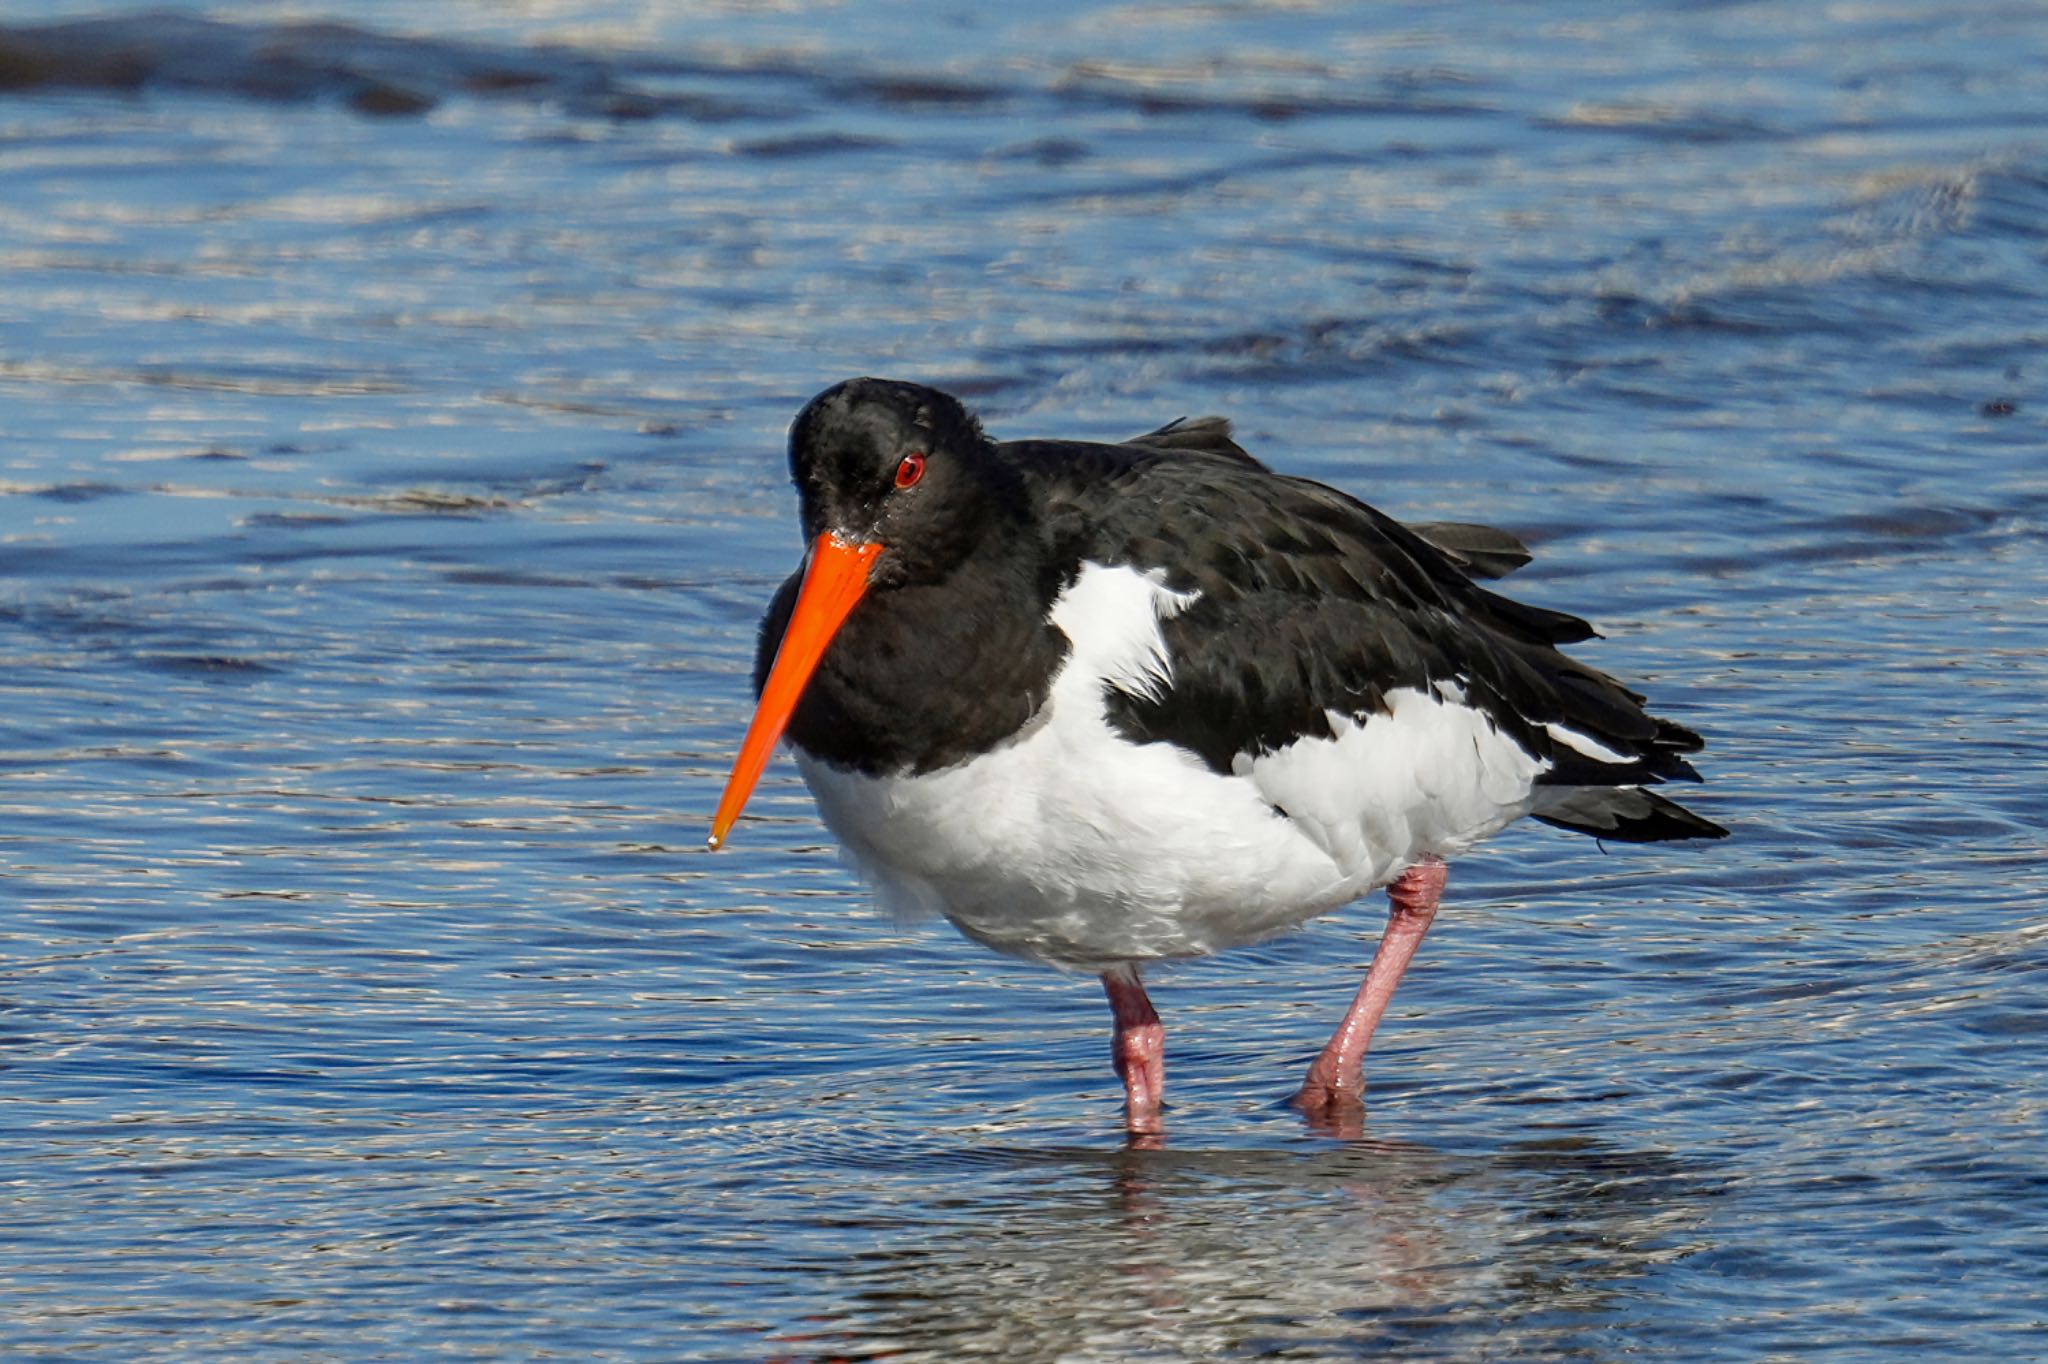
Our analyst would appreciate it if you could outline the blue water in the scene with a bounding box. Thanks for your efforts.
[3,2,2045,1359]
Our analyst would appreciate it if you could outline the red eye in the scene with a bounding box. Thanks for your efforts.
[894,451,927,489]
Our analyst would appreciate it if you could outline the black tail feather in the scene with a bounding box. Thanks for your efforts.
[1533,787,1729,843]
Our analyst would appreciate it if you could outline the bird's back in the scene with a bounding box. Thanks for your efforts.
[1006,435,1725,847]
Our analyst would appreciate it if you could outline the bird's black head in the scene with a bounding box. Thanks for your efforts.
[787,378,1021,587]
[707,380,1047,848]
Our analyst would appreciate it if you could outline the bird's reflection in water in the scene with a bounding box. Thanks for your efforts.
[764,1129,1712,1361]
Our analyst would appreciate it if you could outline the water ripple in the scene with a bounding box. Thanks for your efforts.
[4,1,2046,1359]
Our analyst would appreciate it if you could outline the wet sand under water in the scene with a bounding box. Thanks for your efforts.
[3,2,2045,1359]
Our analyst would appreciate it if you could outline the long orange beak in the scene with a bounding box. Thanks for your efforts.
[707,532,883,849]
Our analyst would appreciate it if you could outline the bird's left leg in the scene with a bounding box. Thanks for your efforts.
[1294,855,1447,1120]
[1101,968,1165,1136]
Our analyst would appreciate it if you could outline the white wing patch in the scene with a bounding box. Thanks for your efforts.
[1046,560,1199,705]
[1543,722,1632,765]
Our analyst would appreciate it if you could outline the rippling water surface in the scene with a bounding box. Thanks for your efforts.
[4,2,2045,1359]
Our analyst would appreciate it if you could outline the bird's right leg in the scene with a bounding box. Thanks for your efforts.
[1101,968,1165,1137]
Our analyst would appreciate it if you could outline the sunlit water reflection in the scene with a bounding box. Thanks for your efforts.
[3,2,2045,1359]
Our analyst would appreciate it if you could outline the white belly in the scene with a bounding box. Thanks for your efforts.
[799,731,1365,971]
[792,563,1546,972]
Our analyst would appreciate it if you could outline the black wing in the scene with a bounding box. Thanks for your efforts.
[1021,448,1723,843]
[1120,416,1531,581]
[1121,415,1267,468]
[1396,520,1533,581]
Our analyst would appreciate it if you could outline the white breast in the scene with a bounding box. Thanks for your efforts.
[794,563,1550,972]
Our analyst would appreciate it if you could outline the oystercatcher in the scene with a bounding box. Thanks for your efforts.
[708,378,1725,1136]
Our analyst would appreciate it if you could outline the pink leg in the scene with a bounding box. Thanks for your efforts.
[1101,969,1165,1137]
[1294,856,1447,1119]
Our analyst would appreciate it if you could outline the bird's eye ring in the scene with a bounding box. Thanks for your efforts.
[894,452,927,489]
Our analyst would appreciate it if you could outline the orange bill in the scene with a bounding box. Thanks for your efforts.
[707,532,883,849]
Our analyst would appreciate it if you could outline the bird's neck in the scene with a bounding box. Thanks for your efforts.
[788,534,1070,777]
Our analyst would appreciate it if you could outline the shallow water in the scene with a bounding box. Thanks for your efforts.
[3,2,2046,1359]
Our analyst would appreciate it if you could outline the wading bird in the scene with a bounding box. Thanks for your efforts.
[709,378,1725,1136]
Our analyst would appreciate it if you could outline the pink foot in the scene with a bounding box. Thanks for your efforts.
[1293,857,1448,1128]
